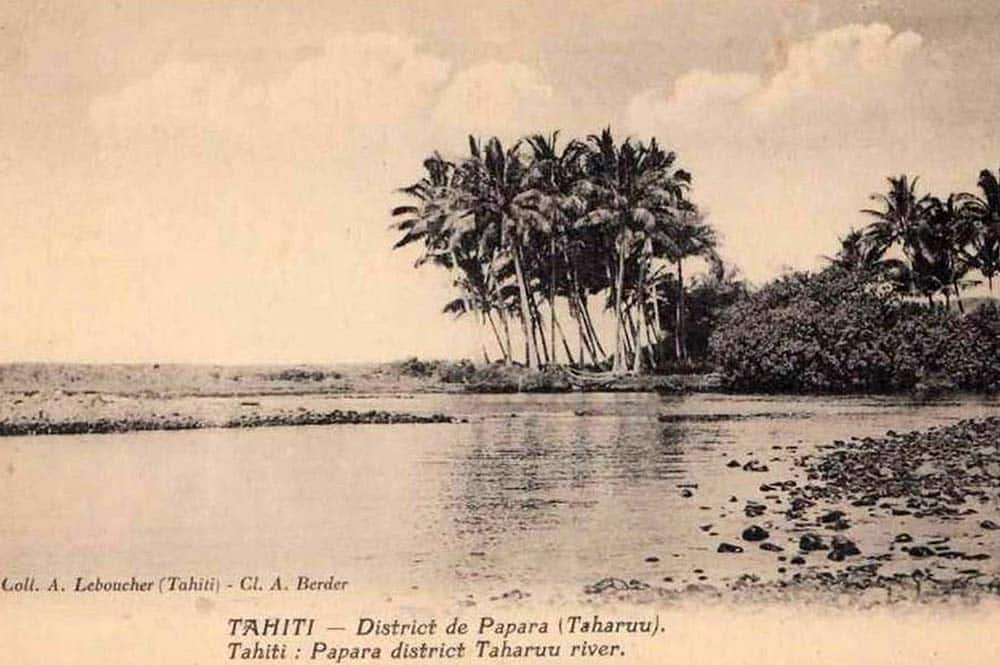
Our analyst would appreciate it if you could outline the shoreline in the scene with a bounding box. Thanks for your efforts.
[2,367,996,605]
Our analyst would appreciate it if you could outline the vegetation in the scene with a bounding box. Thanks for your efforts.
[391,129,718,373]
[395,134,1000,394]
[710,265,1000,393]
[709,167,1000,394]
[835,169,1000,307]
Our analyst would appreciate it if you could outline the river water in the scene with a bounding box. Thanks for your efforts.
[2,393,998,602]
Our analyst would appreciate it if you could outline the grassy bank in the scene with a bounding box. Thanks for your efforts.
[0,361,716,398]
[0,360,707,437]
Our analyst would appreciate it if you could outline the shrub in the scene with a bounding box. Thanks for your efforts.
[941,302,1000,391]
[709,267,998,393]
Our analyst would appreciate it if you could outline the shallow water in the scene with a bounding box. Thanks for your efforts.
[1,393,998,601]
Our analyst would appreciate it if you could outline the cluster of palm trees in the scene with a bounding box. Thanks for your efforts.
[834,170,1000,309]
[391,129,717,372]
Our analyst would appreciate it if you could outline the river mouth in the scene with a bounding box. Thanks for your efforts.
[1,392,997,607]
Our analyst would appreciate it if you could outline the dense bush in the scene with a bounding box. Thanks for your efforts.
[940,302,1000,391]
[709,267,1000,393]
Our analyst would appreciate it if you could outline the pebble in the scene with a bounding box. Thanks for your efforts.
[742,525,770,542]
[799,533,827,552]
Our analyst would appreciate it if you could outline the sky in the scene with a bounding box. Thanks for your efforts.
[2,1,999,363]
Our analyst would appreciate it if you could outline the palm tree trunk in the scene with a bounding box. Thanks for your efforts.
[644,318,658,370]
[499,309,513,365]
[552,312,574,367]
[573,295,598,365]
[549,235,557,362]
[485,310,508,362]
[529,291,550,365]
[953,281,965,313]
[632,256,648,374]
[675,259,686,361]
[579,292,605,359]
[512,242,538,368]
[613,232,627,372]
[478,312,491,364]
[651,287,662,340]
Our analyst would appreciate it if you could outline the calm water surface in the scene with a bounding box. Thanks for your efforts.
[2,393,998,600]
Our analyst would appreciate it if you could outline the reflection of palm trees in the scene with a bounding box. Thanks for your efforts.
[444,404,689,541]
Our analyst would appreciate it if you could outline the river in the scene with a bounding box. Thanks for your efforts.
[1,393,997,602]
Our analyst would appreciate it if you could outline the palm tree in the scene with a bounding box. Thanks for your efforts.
[578,129,693,372]
[861,174,936,302]
[922,193,976,311]
[829,228,913,294]
[522,132,588,365]
[460,136,549,368]
[391,153,515,361]
[862,175,931,256]
[663,210,717,362]
[963,168,1000,293]
[392,129,712,372]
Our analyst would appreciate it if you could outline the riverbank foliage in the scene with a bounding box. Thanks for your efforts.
[710,267,1000,393]
[710,168,1000,394]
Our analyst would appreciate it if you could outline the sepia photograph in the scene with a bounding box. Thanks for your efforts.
[1,1,998,663]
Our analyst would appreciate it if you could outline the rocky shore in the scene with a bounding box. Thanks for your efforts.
[578,416,1000,606]
[0,408,455,437]
[0,388,456,437]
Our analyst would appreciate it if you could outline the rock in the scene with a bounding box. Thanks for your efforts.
[790,556,806,565]
[726,460,741,468]
[644,556,659,563]
[980,520,999,530]
[827,536,861,561]
[799,533,827,552]
[894,533,914,543]
[962,553,990,561]
[819,510,846,523]
[717,543,744,554]
[584,577,629,594]
[680,489,693,498]
[742,525,770,542]
[760,542,783,552]
[905,546,935,559]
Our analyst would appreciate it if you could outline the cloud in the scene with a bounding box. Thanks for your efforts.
[629,24,942,146]
[91,32,452,153]
[626,23,972,281]
[78,33,573,362]
[432,61,570,143]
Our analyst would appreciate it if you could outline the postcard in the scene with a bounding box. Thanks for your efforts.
[1,2,998,663]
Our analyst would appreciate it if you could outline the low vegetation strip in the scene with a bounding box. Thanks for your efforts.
[0,409,455,437]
